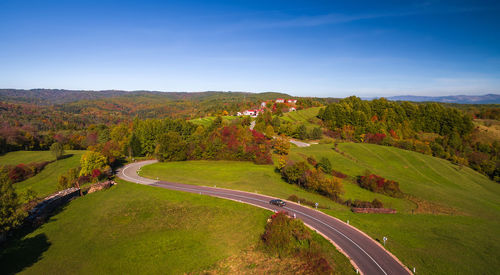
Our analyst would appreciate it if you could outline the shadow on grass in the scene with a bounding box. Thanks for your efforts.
[0,233,51,274]
[57,153,74,160]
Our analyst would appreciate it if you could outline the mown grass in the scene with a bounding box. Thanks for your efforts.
[280,107,322,128]
[293,143,500,274]
[141,143,500,274]
[189,115,238,127]
[0,150,86,200]
[140,160,347,211]
[0,181,354,274]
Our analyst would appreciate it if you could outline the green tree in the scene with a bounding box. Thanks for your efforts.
[50,142,65,160]
[155,131,187,162]
[0,167,26,235]
[79,151,108,176]
[310,127,322,140]
[295,124,307,140]
[318,157,332,173]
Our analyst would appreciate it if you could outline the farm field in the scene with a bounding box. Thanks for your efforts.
[0,181,354,274]
[0,150,85,200]
[141,143,500,274]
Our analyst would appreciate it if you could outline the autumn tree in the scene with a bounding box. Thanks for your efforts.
[273,135,290,155]
[79,151,108,176]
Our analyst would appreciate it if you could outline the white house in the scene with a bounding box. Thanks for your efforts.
[287,99,297,104]
[261,102,267,107]
[276,98,285,103]
[289,107,296,112]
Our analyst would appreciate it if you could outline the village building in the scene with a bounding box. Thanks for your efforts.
[275,98,285,103]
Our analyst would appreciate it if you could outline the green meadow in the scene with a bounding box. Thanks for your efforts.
[141,143,500,274]
[0,150,86,200]
[0,181,354,274]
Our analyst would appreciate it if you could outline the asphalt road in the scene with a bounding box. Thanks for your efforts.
[117,160,410,275]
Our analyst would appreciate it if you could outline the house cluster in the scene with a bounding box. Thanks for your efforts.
[237,98,297,117]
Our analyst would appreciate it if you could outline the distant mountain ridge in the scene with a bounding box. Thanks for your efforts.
[385,94,500,104]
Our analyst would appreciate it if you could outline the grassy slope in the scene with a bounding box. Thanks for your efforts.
[141,144,500,274]
[189,116,238,127]
[280,107,322,128]
[140,160,347,211]
[0,150,85,199]
[293,143,500,274]
[1,181,354,274]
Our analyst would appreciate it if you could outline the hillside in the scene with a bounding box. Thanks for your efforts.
[0,150,86,200]
[0,181,354,274]
[385,94,500,104]
[280,107,322,128]
[140,143,500,274]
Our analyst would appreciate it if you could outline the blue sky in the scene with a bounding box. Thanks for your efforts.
[0,0,499,97]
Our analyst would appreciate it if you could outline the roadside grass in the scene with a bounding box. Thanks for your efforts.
[0,150,86,200]
[0,180,354,274]
[189,115,238,127]
[141,143,500,274]
[139,160,347,211]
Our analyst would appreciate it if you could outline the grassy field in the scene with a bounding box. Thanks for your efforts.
[189,115,238,127]
[0,180,354,274]
[141,143,500,274]
[0,150,85,200]
[140,160,348,211]
[280,107,322,128]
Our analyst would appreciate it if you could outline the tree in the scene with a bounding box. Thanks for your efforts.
[318,157,332,173]
[310,127,322,140]
[265,125,275,137]
[128,133,142,157]
[155,131,187,162]
[295,124,308,140]
[0,166,26,235]
[273,135,290,155]
[50,142,65,160]
[80,151,108,177]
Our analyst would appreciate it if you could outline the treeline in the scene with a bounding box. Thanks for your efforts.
[319,97,499,182]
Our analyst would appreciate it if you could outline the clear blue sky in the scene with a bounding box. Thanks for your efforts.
[1,0,499,97]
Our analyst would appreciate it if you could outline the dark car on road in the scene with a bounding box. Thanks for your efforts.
[269,199,286,207]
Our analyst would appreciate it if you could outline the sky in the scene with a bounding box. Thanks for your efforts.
[0,0,499,97]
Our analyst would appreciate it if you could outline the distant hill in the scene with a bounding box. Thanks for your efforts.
[0,89,292,105]
[385,94,500,104]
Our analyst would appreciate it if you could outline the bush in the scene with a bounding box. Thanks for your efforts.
[317,157,332,173]
[357,174,403,198]
[261,212,334,273]
[331,169,347,179]
[344,198,384,208]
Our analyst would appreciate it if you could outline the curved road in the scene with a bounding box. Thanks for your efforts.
[117,160,410,275]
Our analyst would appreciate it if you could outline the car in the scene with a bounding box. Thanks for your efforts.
[269,199,286,207]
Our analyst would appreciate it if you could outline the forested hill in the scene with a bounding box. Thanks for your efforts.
[385,94,500,104]
[0,89,292,105]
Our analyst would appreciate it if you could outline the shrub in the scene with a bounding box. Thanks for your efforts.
[358,174,403,198]
[331,169,347,179]
[261,212,333,273]
[344,199,384,208]
[317,157,332,173]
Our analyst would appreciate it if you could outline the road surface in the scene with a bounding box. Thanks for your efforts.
[117,160,410,275]
[290,139,311,147]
